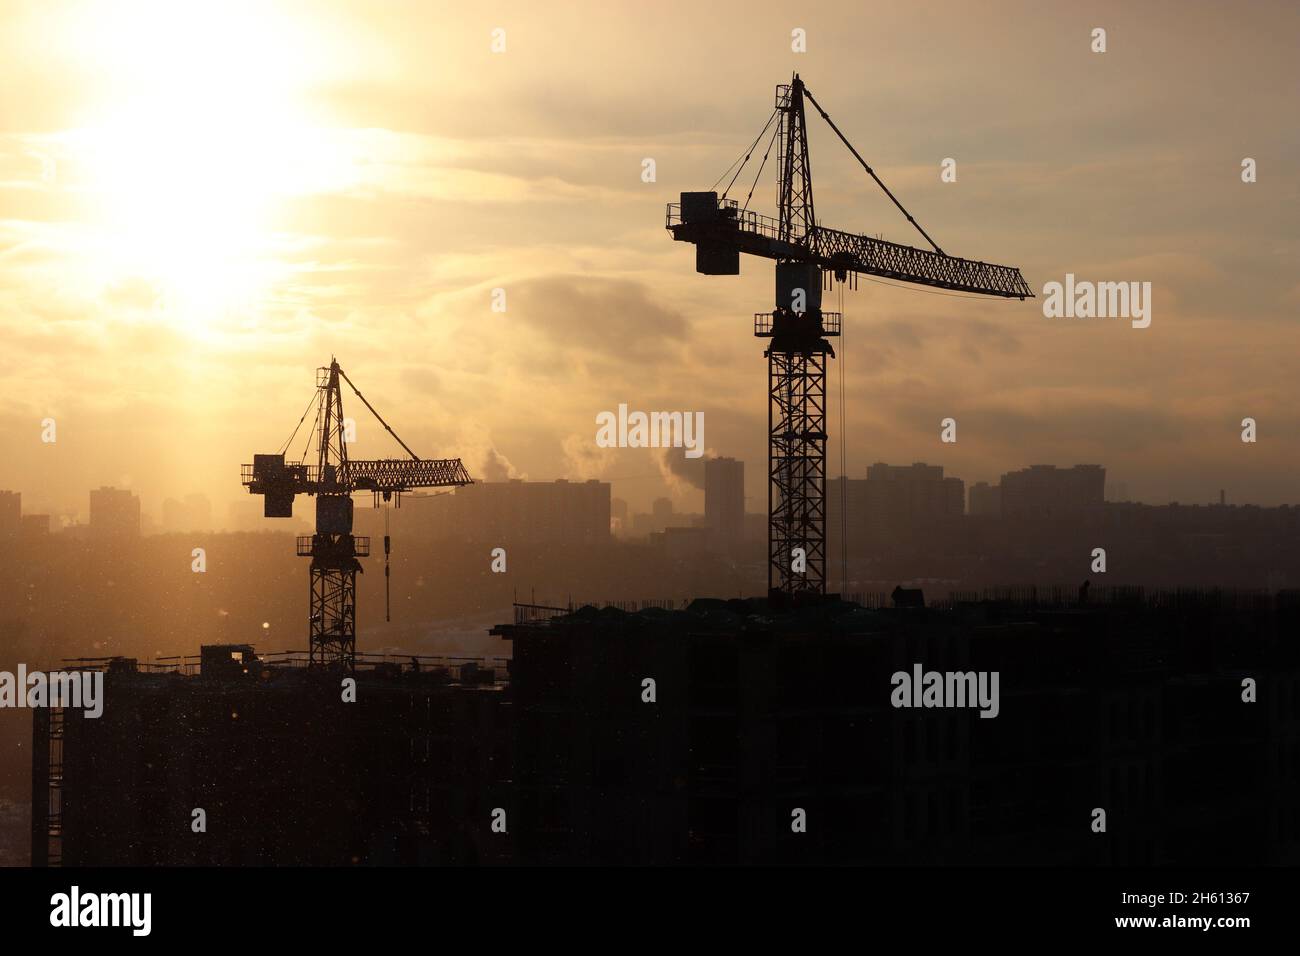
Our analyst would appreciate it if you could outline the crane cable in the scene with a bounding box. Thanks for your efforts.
[802,85,946,256]
[742,122,782,214]
[336,363,416,627]
[384,506,391,623]
[838,281,848,593]
[278,390,319,457]
[336,366,421,460]
[297,400,322,465]
[712,108,779,200]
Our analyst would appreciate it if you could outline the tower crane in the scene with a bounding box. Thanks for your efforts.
[666,75,1032,600]
[242,359,472,668]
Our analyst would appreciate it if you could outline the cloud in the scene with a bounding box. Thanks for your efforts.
[507,275,688,359]
[2,0,1299,516]
[101,276,163,311]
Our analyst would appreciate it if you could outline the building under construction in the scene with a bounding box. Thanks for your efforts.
[498,590,1300,865]
[33,589,1300,866]
[32,646,509,866]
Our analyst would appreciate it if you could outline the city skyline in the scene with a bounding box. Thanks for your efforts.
[0,454,1273,533]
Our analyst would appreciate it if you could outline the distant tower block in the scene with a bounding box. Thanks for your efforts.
[705,457,745,556]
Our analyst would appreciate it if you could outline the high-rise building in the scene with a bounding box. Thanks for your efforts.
[611,497,630,534]
[20,513,50,541]
[704,457,744,555]
[429,479,610,547]
[0,490,19,538]
[89,486,141,538]
[1000,465,1105,519]
[827,463,966,572]
[864,463,965,515]
[863,462,964,544]
[969,481,1001,517]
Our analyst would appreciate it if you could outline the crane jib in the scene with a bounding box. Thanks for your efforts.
[667,197,1032,299]
[343,458,474,492]
[241,457,472,498]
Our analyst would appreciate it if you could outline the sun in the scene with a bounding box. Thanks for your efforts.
[68,1,340,330]
[84,98,282,325]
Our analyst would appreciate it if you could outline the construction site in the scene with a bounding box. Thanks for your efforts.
[31,589,1300,866]
[24,74,1300,868]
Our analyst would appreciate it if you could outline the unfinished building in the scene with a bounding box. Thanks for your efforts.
[31,590,1300,866]
[32,645,509,866]
[495,591,1300,865]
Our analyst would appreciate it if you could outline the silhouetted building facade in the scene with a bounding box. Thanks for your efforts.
[32,649,509,866]
[89,486,141,539]
[1000,465,1104,519]
[969,481,1001,517]
[611,497,630,535]
[429,479,609,547]
[32,593,1300,866]
[828,463,966,578]
[493,592,1300,865]
[0,490,19,538]
[20,513,50,541]
[865,462,965,522]
[705,457,745,556]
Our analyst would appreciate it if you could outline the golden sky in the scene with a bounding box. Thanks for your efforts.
[2,0,1298,524]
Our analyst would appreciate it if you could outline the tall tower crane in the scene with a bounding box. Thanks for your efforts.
[242,359,472,668]
[666,75,1032,600]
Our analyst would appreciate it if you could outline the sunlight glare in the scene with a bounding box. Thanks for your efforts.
[71,1,345,330]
